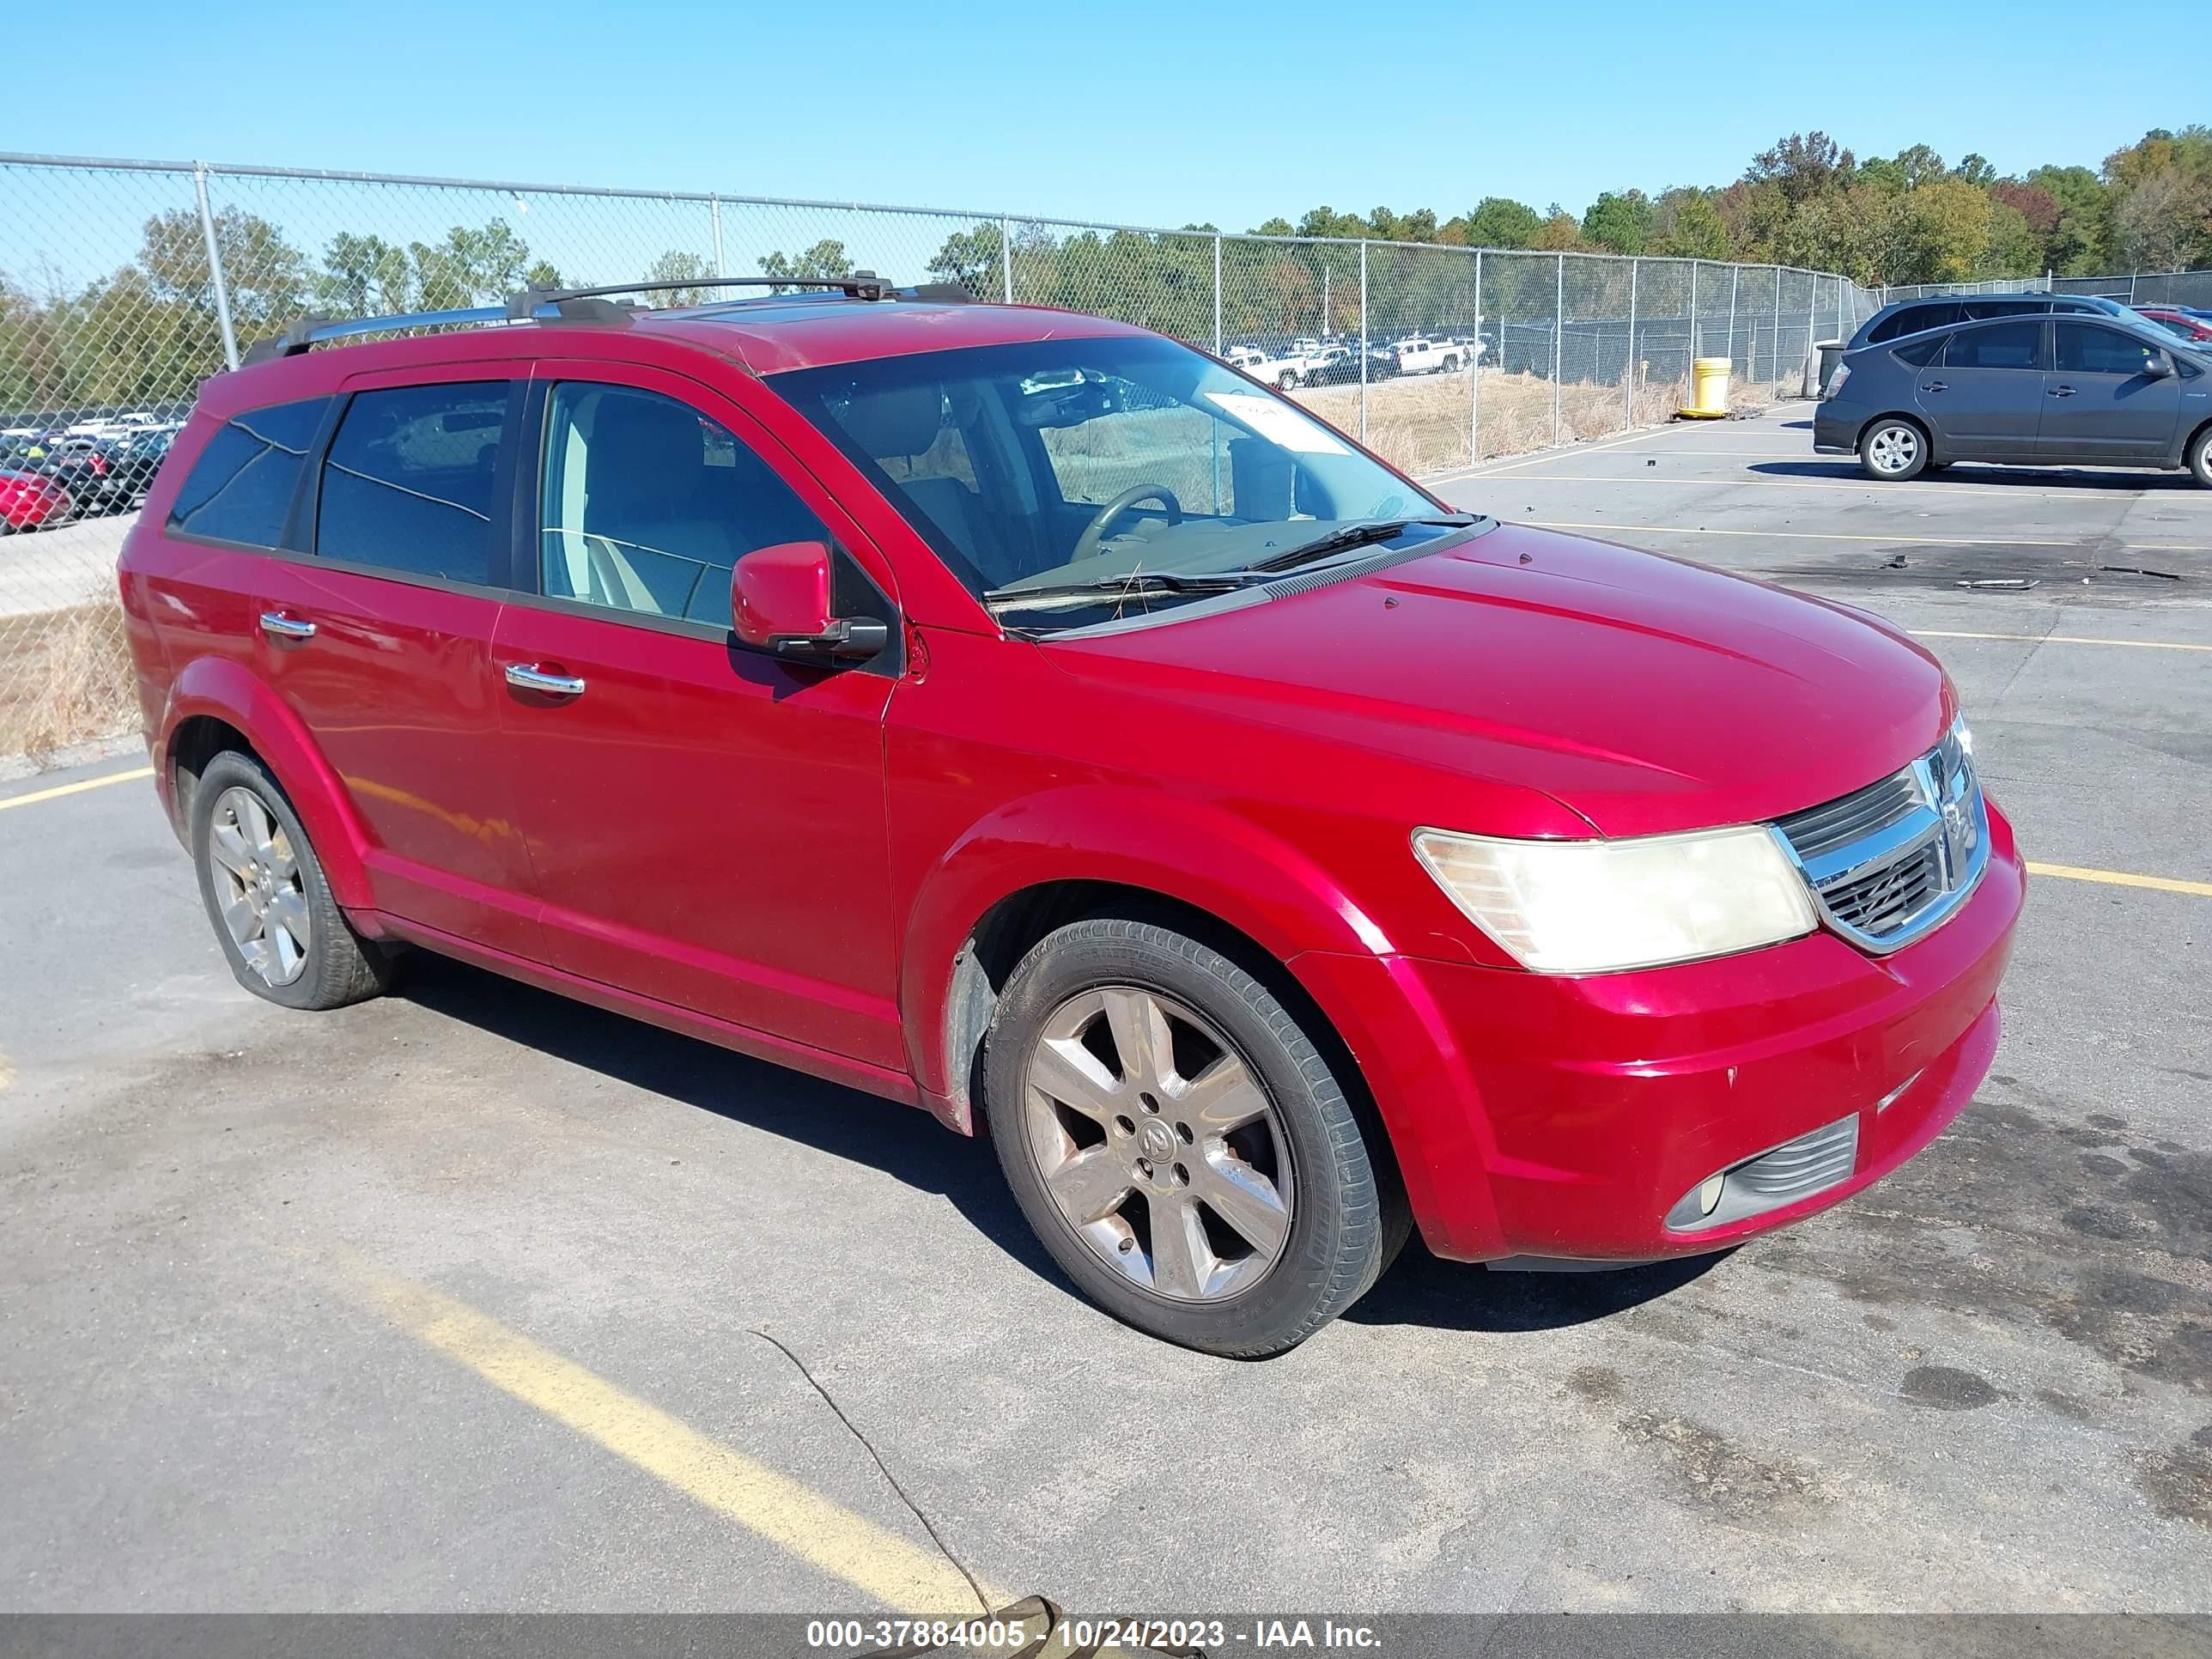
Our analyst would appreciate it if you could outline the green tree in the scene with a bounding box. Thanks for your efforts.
[2027,166,2112,273]
[645,249,718,306]
[1747,132,1856,202]
[1581,190,1654,254]
[1649,188,1730,259]
[1453,198,1542,250]
[761,239,854,294]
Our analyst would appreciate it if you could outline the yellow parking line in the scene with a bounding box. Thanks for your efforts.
[0,765,152,812]
[2027,861,2212,898]
[368,1273,998,1613]
[1529,519,2198,552]
[1911,629,2212,653]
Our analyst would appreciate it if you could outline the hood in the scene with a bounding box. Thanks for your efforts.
[1044,522,1951,839]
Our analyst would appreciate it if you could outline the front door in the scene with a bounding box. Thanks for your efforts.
[1914,319,2046,459]
[489,366,906,1071]
[2042,323,2187,459]
[257,370,540,956]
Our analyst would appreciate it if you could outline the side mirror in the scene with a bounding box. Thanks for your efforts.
[731,540,889,662]
[2144,353,2175,380]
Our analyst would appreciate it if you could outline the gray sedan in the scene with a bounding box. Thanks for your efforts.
[1814,313,2212,483]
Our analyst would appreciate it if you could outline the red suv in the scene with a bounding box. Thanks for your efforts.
[119,276,2025,1355]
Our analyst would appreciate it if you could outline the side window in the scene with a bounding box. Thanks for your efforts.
[1961,300,2037,320]
[539,382,830,628]
[1892,334,1947,368]
[317,382,508,584]
[1942,322,2042,370]
[2056,325,2163,378]
[165,397,329,546]
[1870,303,1958,343]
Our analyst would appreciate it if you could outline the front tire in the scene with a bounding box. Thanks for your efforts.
[982,917,1395,1357]
[1860,416,1929,481]
[1278,371,1300,391]
[191,750,392,1011]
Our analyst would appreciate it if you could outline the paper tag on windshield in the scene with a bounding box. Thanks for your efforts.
[1205,392,1353,455]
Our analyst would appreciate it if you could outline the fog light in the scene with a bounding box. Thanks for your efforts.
[1698,1174,1726,1216]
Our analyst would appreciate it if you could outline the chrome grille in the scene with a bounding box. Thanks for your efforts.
[1773,721,1989,953]
[1774,770,1920,861]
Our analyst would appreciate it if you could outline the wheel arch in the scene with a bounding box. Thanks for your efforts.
[900,787,1396,1137]
[159,656,375,909]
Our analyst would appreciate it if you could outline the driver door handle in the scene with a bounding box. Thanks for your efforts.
[258,611,316,641]
[2047,385,2077,398]
[503,662,587,697]
[1923,380,1947,393]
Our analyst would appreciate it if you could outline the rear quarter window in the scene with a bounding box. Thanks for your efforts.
[165,397,330,546]
[1892,335,1946,368]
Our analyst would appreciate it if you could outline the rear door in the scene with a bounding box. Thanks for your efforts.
[253,367,541,954]
[1914,319,2046,459]
[2041,324,2187,459]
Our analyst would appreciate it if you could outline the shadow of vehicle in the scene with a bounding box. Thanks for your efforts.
[1345,1242,1727,1334]
[390,950,1063,1288]
[1749,459,2197,490]
[393,950,1730,1343]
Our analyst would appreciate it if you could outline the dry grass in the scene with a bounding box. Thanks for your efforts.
[0,604,139,761]
[1292,366,1772,475]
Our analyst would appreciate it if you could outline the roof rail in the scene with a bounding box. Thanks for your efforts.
[238,269,981,367]
[506,270,901,314]
[240,307,507,366]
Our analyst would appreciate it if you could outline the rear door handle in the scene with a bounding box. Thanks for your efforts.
[2047,385,2076,398]
[1923,380,1947,392]
[258,611,316,641]
[503,662,587,697]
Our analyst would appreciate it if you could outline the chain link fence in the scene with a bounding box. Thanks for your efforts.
[1881,270,2212,307]
[0,152,1884,757]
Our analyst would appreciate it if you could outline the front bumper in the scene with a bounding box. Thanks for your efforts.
[1294,803,2025,1262]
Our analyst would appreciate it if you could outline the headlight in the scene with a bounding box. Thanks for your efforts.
[1411,824,1818,975]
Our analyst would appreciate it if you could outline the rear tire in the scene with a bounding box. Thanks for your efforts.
[982,916,1396,1357]
[2188,425,2212,488]
[1860,416,1929,481]
[1279,371,1300,391]
[191,750,392,1012]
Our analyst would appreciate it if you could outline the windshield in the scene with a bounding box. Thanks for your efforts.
[772,336,1457,627]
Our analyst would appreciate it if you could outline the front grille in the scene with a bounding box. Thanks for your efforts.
[1823,841,1946,935]
[1774,770,1920,860]
[1773,724,1988,952]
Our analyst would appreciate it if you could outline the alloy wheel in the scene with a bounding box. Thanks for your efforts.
[205,785,312,987]
[1022,985,1295,1302]
[1869,423,1919,475]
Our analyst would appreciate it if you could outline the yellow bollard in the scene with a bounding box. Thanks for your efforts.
[1679,356,1731,420]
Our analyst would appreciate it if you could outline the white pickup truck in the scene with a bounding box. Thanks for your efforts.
[1390,335,1480,375]
[1224,344,1321,390]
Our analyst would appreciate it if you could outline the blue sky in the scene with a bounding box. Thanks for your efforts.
[9,1,2162,232]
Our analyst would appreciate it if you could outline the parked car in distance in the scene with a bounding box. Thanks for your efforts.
[1390,335,1472,374]
[122,277,2024,1355]
[2132,306,2212,345]
[1818,311,2212,482]
[1845,291,2128,351]
[0,468,73,532]
[1223,343,1311,389]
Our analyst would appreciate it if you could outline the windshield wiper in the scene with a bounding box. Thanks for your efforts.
[1243,514,1479,574]
[984,570,1254,609]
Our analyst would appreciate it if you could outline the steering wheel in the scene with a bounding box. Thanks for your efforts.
[1073,483,1182,564]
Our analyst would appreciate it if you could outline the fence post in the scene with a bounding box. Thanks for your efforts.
[2130,272,2139,304]
[1805,270,1817,386]
[192,162,240,372]
[1688,260,1699,362]
[1727,264,1740,378]
[1000,216,1014,303]
[708,196,726,276]
[1771,265,1783,395]
[1358,240,1370,442]
[1470,248,1483,465]
[1212,233,1223,355]
[1625,257,1638,429]
[1552,253,1564,449]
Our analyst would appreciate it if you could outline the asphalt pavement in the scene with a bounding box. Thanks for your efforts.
[1,406,2207,1620]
